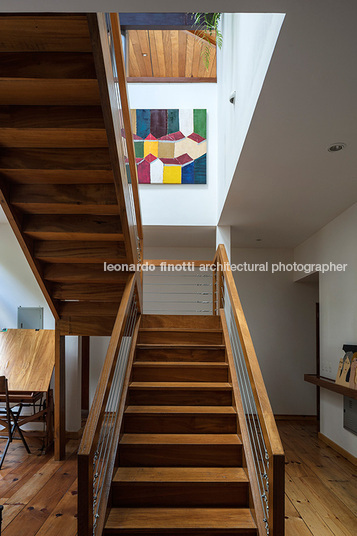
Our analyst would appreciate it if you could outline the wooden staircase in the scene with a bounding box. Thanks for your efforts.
[0,14,140,337]
[103,314,258,535]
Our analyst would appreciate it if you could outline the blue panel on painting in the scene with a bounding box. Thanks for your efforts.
[167,109,179,134]
[194,154,206,184]
[136,109,151,139]
[181,162,194,184]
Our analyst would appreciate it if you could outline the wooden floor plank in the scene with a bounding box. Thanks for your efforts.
[35,479,78,536]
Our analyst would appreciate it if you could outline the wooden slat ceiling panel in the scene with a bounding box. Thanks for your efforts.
[127,30,216,81]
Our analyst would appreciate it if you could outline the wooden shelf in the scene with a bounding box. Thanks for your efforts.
[304,374,357,400]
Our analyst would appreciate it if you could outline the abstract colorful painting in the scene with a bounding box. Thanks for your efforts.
[130,109,207,185]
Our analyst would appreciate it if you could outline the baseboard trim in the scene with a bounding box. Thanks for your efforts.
[318,432,357,466]
[274,414,317,422]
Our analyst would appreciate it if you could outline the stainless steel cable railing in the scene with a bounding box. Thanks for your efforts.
[213,245,284,536]
[78,275,139,536]
[92,297,137,534]
[143,263,213,314]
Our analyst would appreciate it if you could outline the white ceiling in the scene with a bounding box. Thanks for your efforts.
[219,1,357,248]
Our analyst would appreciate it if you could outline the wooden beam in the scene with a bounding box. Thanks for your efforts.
[51,282,125,301]
[0,128,108,148]
[43,263,129,283]
[0,78,101,106]
[81,336,90,412]
[1,148,111,170]
[59,316,116,337]
[0,15,92,52]
[0,105,105,128]
[55,322,66,460]
[0,51,97,79]
[1,168,114,185]
[119,13,196,30]
[23,214,123,241]
[34,241,126,264]
[60,302,120,317]
[11,183,119,215]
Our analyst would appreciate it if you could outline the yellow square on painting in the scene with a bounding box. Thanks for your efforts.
[163,165,181,184]
[144,140,159,158]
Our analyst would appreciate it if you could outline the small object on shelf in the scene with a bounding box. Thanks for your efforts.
[335,351,353,386]
[349,358,357,390]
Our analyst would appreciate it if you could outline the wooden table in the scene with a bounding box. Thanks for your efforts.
[0,329,55,450]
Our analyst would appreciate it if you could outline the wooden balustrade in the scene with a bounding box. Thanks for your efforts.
[88,13,143,271]
[78,274,140,536]
[213,244,285,536]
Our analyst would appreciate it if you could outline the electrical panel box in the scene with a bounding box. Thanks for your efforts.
[344,396,357,435]
[17,307,44,330]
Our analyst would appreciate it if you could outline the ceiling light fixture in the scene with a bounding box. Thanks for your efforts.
[142,53,148,57]
[328,142,346,152]
[256,238,262,242]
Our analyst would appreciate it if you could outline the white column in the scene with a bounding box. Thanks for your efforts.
[65,336,81,433]
[216,225,231,262]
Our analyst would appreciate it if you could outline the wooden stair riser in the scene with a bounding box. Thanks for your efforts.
[135,347,226,363]
[140,315,222,330]
[132,363,228,383]
[112,482,249,508]
[119,444,242,468]
[138,330,223,345]
[128,387,233,407]
[104,530,256,536]
[123,413,237,435]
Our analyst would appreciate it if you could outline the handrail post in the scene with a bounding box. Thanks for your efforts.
[78,451,93,536]
[269,452,285,536]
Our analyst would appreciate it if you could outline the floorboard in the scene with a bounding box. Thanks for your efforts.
[0,422,355,535]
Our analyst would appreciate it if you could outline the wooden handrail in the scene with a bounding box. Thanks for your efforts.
[88,13,143,291]
[213,244,285,535]
[143,259,212,267]
[111,13,143,243]
[78,273,138,536]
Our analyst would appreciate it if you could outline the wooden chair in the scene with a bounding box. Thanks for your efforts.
[0,376,30,468]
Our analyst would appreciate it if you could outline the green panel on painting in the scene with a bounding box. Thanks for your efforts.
[193,109,206,139]
[134,141,144,159]
[168,109,179,134]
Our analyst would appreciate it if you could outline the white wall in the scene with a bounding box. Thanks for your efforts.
[128,83,218,226]
[295,202,357,456]
[231,247,318,415]
[0,222,81,432]
[217,13,284,216]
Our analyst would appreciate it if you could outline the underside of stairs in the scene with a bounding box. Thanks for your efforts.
[0,14,136,337]
[104,314,258,535]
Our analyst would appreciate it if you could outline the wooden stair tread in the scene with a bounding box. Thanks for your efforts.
[125,406,236,414]
[129,382,232,390]
[113,467,249,483]
[133,362,228,368]
[105,507,257,531]
[139,328,223,333]
[137,344,226,349]
[120,434,242,445]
